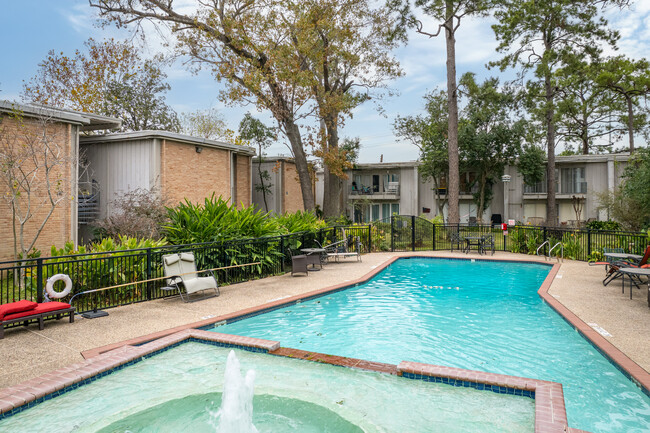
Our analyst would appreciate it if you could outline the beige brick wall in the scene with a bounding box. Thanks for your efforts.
[282,161,304,213]
[0,116,73,261]
[161,140,232,207]
[236,155,251,208]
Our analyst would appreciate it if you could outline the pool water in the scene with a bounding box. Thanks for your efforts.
[212,257,650,433]
[0,343,535,433]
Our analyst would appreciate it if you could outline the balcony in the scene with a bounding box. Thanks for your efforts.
[524,181,587,198]
[349,182,400,200]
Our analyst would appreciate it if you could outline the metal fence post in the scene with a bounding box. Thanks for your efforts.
[280,235,285,273]
[432,222,436,251]
[36,258,43,303]
[411,215,416,251]
[391,215,395,252]
[587,228,592,258]
[367,224,372,252]
[146,248,152,300]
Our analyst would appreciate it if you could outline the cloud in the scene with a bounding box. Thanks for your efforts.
[62,2,95,33]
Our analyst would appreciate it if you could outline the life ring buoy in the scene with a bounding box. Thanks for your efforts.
[46,274,72,299]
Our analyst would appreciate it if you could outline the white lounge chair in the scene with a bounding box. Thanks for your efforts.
[325,236,363,262]
[162,252,219,302]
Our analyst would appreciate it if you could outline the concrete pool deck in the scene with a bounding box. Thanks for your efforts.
[1,251,649,393]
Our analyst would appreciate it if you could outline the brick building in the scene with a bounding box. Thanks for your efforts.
[0,101,121,260]
[79,131,255,242]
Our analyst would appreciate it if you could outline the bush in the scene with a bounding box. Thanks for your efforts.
[41,236,168,304]
[587,220,622,231]
[275,211,326,233]
[96,188,169,241]
[164,194,283,245]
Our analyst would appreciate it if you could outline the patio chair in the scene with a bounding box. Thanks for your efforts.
[481,234,495,256]
[162,252,219,302]
[603,245,650,288]
[589,247,623,273]
[287,248,309,276]
[325,236,363,262]
[450,232,464,252]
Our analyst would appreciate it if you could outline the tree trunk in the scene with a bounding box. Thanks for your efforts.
[581,114,589,155]
[477,173,486,224]
[626,96,635,153]
[544,72,557,226]
[445,0,460,225]
[322,116,342,218]
[284,121,316,210]
[257,144,269,212]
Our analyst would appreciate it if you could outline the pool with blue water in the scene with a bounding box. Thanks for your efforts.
[210,257,650,433]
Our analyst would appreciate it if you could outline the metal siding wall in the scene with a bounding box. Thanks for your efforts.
[82,139,155,219]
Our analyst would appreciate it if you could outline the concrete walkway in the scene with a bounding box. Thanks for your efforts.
[1,251,648,389]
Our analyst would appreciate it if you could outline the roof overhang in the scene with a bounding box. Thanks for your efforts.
[0,100,122,131]
[80,130,256,156]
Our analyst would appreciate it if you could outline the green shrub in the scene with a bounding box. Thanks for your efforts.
[562,232,583,260]
[587,220,622,231]
[164,194,282,245]
[275,211,326,233]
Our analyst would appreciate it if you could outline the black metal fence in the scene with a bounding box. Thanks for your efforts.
[369,216,648,262]
[1,217,646,317]
[0,225,371,315]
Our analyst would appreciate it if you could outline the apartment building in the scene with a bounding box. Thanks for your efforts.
[79,130,255,242]
[0,101,121,260]
[319,153,630,225]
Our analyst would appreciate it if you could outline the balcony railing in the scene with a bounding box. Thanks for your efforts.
[350,182,400,197]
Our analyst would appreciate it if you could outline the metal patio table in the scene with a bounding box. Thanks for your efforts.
[300,248,327,270]
[618,267,650,307]
[463,236,485,254]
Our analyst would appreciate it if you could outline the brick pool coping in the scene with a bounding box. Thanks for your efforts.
[2,253,646,433]
[0,328,580,433]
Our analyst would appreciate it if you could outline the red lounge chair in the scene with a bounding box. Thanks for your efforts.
[0,300,75,339]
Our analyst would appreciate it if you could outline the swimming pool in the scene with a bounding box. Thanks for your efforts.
[210,257,650,433]
[0,342,536,432]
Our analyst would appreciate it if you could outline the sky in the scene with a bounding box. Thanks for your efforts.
[1,1,650,163]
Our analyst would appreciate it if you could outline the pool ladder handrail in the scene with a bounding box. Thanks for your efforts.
[536,240,563,262]
[536,240,549,257]
[549,242,564,262]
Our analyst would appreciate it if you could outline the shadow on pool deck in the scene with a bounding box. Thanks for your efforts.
[1,251,648,391]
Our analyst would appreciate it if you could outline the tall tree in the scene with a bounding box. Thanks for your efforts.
[181,108,230,141]
[103,57,180,132]
[491,0,626,226]
[23,38,140,114]
[91,0,317,210]
[595,56,650,153]
[388,0,492,224]
[23,38,179,132]
[239,113,276,212]
[290,0,402,218]
[555,59,622,154]
[458,73,524,223]
[394,90,449,216]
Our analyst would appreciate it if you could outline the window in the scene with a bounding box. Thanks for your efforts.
[372,175,380,192]
[561,167,586,194]
[371,204,380,221]
[382,203,390,220]
[523,169,560,194]
[391,203,400,215]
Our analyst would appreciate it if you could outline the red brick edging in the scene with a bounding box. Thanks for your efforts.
[1,329,574,433]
